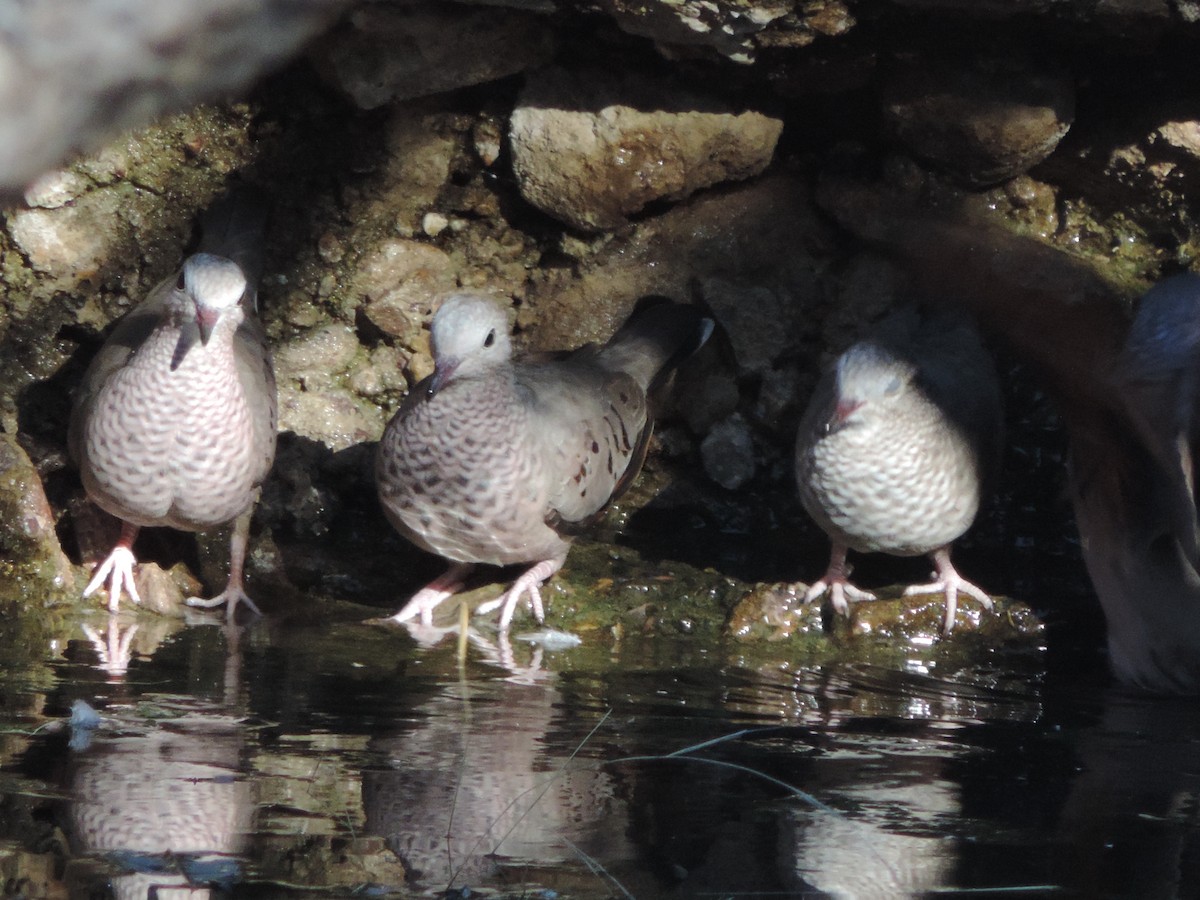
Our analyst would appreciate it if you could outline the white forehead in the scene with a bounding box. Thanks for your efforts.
[431,293,508,353]
[182,253,247,310]
[837,341,916,392]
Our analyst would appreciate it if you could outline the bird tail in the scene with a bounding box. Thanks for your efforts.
[599,297,714,400]
[197,186,271,291]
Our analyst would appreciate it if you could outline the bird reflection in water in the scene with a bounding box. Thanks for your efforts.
[62,699,252,900]
[362,626,630,893]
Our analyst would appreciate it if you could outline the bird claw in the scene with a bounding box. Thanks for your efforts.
[904,575,993,634]
[803,576,876,615]
[83,546,141,612]
[475,558,560,633]
[186,587,263,622]
[390,563,474,625]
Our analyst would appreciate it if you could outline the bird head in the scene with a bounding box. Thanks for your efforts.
[427,293,513,394]
[180,253,248,344]
[829,341,917,431]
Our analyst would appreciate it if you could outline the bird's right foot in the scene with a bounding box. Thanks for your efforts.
[83,547,141,612]
[803,575,877,616]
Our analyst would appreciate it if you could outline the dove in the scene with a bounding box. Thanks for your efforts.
[795,310,1001,633]
[69,192,277,620]
[376,292,711,632]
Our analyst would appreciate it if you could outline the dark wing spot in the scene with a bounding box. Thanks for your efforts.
[591,440,600,454]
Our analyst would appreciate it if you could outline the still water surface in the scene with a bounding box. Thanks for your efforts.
[0,610,1196,899]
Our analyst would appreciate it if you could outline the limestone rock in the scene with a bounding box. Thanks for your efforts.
[882,55,1075,187]
[352,240,457,346]
[0,434,75,599]
[318,3,555,109]
[9,189,127,288]
[510,66,783,232]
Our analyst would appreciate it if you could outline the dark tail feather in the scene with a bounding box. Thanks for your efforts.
[601,296,714,401]
[197,186,271,290]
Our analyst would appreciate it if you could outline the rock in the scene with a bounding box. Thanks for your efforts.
[279,389,386,453]
[699,277,796,375]
[597,0,841,63]
[317,3,555,109]
[0,0,341,201]
[8,189,126,287]
[700,413,755,490]
[510,66,783,231]
[274,324,361,383]
[352,239,457,347]
[0,434,75,600]
[22,169,87,209]
[881,55,1075,187]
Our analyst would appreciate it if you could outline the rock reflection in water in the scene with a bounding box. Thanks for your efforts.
[63,700,251,899]
[362,665,631,892]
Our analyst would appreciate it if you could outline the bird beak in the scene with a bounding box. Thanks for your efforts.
[427,357,459,396]
[196,305,220,345]
[825,398,863,434]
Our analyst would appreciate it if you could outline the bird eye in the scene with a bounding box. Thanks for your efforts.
[484,329,496,348]
[175,272,186,291]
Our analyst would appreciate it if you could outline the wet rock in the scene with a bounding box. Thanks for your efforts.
[22,169,87,209]
[317,3,555,108]
[701,413,756,490]
[882,55,1075,187]
[8,190,126,287]
[598,0,850,63]
[0,434,75,599]
[128,562,202,617]
[275,325,389,451]
[510,66,783,232]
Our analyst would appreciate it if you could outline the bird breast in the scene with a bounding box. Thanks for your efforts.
[798,399,982,556]
[376,376,568,567]
[79,323,266,531]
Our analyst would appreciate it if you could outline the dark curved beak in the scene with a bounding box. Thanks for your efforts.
[427,357,459,397]
[196,304,220,345]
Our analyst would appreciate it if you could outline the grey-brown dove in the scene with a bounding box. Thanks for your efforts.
[70,193,277,620]
[376,292,711,632]
[816,178,1200,690]
[795,311,1001,633]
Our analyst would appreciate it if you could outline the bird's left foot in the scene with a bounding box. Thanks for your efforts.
[476,558,564,632]
[902,571,988,633]
[186,587,263,622]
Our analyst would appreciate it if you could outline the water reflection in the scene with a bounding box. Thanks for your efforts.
[362,672,632,892]
[1,615,1199,897]
[63,698,252,899]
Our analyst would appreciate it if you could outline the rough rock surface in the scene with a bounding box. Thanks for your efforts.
[510,66,783,232]
[0,435,75,600]
[318,3,556,108]
[882,55,1075,187]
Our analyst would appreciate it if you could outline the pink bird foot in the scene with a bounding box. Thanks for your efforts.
[475,557,563,632]
[389,562,475,625]
[903,546,993,633]
[803,543,876,615]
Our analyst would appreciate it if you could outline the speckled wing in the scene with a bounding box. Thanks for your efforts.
[524,360,652,534]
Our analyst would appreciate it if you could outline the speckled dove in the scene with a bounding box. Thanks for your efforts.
[376,292,712,632]
[70,192,277,620]
[795,310,1001,633]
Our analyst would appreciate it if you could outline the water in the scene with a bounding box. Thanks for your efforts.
[0,609,1196,899]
